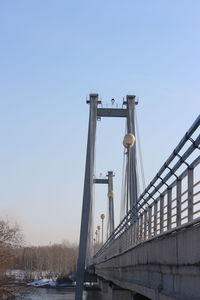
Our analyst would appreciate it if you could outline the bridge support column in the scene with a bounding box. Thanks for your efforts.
[133,294,150,300]
[99,280,134,300]
[110,288,133,300]
[108,285,133,300]
[99,279,109,293]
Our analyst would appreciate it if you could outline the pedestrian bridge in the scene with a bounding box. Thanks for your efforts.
[75,94,200,300]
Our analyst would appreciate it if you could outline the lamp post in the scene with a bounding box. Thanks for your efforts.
[97,226,100,247]
[93,238,96,255]
[100,214,105,245]
[95,230,98,252]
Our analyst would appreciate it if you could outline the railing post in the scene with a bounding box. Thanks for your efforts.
[160,195,164,233]
[188,167,194,221]
[118,235,120,254]
[154,202,158,236]
[167,188,172,230]
[140,214,143,241]
[125,227,128,250]
[119,234,122,254]
[128,227,132,249]
[148,206,152,239]
[144,210,147,240]
[177,179,181,226]
[136,218,139,244]
[133,221,137,245]
[131,223,134,247]
[123,227,126,251]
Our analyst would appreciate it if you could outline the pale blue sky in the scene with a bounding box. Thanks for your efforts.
[0,0,199,245]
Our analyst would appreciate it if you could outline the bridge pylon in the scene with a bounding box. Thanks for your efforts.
[75,94,98,300]
[75,94,138,300]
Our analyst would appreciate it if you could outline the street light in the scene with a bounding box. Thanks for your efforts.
[97,226,100,246]
[100,214,105,244]
[123,133,135,148]
[93,238,96,254]
[95,230,98,245]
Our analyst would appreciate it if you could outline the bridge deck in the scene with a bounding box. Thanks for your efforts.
[95,220,200,300]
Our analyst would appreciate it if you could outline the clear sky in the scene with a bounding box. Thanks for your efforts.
[0,0,199,245]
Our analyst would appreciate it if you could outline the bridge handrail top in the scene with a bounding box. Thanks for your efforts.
[137,137,200,208]
[137,115,200,203]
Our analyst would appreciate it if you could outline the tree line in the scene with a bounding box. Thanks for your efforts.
[17,242,77,278]
[0,219,77,281]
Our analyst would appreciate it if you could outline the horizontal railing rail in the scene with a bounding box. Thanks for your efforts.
[94,115,200,263]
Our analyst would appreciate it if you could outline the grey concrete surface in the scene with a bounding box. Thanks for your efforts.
[95,222,200,300]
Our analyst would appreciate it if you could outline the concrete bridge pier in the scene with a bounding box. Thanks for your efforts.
[99,279,132,299]
[99,279,109,293]
[133,295,150,300]
[99,279,149,300]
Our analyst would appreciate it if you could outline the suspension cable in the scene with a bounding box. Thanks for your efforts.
[135,111,146,192]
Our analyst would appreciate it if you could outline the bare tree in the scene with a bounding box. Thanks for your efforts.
[0,220,22,247]
[0,220,23,277]
[0,219,23,298]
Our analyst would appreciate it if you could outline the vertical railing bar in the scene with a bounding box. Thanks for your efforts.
[130,226,132,247]
[128,227,131,249]
[167,188,172,230]
[126,227,128,250]
[134,219,137,244]
[134,220,137,245]
[160,195,164,233]
[124,230,126,252]
[127,227,129,249]
[154,201,158,236]
[136,218,139,244]
[148,206,152,239]
[133,221,137,246]
[132,223,134,247]
[188,167,194,221]
[139,214,143,242]
[177,179,181,226]
[132,221,136,246]
[118,233,120,254]
[130,224,132,248]
[144,210,147,240]
[119,234,121,254]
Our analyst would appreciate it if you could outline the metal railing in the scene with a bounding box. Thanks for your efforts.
[94,115,200,263]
